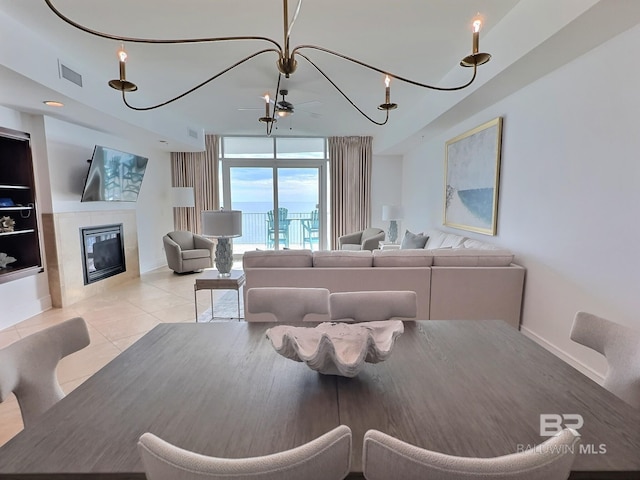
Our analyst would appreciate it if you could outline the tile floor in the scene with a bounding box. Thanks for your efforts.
[0,266,235,447]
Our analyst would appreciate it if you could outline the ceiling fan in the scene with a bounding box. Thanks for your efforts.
[239,89,321,118]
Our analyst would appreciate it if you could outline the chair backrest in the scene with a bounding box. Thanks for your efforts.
[362,428,579,480]
[361,228,384,240]
[0,317,90,428]
[267,208,289,227]
[138,424,351,480]
[167,231,195,250]
[309,209,319,229]
[247,287,330,322]
[570,311,640,408]
[329,291,417,322]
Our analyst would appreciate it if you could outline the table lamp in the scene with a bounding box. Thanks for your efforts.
[382,205,403,243]
[201,209,242,277]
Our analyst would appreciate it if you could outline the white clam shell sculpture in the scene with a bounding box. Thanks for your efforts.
[266,320,404,377]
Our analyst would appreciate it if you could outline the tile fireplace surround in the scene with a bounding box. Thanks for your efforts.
[42,210,140,307]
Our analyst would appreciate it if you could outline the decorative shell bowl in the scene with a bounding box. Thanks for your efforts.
[266,320,404,377]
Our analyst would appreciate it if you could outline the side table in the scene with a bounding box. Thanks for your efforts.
[379,241,401,250]
[194,269,246,322]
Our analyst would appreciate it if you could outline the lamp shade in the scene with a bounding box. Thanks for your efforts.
[171,187,195,207]
[382,205,403,221]
[201,210,242,238]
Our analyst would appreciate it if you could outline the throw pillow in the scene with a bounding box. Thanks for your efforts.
[400,230,429,249]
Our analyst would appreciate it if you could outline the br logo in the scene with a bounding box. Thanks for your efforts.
[540,414,583,436]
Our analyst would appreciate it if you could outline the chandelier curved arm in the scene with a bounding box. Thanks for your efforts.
[44,0,283,52]
[121,48,280,111]
[265,73,283,136]
[295,52,389,126]
[287,0,303,38]
[292,45,478,91]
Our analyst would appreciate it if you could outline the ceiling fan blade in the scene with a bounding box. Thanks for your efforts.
[296,100,322,109]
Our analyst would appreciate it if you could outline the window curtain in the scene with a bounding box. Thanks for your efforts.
[171,134,219,234]
[328,136,372,249]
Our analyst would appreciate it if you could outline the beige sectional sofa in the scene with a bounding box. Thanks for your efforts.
[242,229,525,328]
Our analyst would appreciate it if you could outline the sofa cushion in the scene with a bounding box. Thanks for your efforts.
[243,250,313,268]
[440,233,467,248]
[313,250,373,267]
[461,238,501,250]
[373,249,433,267]
[341,244,364,251]
[400,230,429,249]
[182,249,211,260]
[431,249,514,267]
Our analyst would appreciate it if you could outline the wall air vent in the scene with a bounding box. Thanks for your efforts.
[187,128,199,140]
[59,61,83,87]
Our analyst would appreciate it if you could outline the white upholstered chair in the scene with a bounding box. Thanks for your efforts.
[246,287,330,322]
[0,317,90,428]
[362,428,579,480]
[329,291,417,322]
[570,311,640,408]
[163,231,214,274]
[338,228,385,251]
[138,425,352,480]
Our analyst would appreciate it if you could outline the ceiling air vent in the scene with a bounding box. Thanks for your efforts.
[58,61,83,87]
[187,128,199,140]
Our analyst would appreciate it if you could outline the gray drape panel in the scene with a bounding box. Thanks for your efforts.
[171,134,219,234]
[328,136,372,249]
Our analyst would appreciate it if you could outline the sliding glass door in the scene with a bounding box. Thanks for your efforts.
[220,137,328,252]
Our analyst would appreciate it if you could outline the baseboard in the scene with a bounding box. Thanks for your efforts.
[520,326,605,385]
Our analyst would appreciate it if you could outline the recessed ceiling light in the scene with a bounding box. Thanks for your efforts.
[43,100,65,107]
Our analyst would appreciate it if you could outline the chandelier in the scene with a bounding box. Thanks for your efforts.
[44,0,491,135]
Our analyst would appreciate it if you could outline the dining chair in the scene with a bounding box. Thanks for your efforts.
[138,424,352,480]
[362,428,580,480]
[570,311,640,408]
[266,207,291,249]
[0,316,90,428]
[246,287,330,322]
[329,290,417,322]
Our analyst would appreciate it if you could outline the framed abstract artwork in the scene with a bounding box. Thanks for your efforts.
[444,117,503,235]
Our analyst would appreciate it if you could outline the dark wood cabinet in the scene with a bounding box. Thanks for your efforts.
[0,126,43,284]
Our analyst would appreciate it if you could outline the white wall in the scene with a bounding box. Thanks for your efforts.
[42,117,173,272]
[371,155,403,239]
[401,23,640,381]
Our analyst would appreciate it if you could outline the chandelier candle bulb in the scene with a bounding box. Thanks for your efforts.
[118,48,127,82]
[385,75,391,104]
[264,94,270,117]
[472,19,482,54]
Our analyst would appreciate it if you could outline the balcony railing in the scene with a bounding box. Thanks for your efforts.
[234,212,319,252]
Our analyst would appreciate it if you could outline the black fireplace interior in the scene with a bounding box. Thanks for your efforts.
[80,224,125,285]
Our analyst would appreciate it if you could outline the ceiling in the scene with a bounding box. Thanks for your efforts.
[0,1,520,148]
[1,1,639,154]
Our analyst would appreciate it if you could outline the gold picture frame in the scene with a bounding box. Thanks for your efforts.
[444,117,503,236]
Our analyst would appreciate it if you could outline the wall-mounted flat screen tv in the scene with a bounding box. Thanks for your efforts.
[81,145,149,202]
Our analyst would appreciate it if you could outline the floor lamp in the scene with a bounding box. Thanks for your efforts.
[201,209,243,277]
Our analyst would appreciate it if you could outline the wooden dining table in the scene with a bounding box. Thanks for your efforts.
[0,320,639,479]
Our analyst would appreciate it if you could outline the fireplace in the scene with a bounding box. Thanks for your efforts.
[80,224,126,285]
